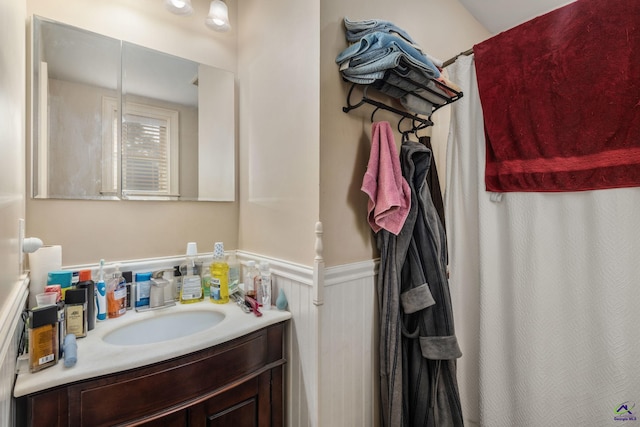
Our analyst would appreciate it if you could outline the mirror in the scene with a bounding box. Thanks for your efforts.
[32,16,235,201]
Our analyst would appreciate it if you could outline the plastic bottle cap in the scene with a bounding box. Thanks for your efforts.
[135,272,153,282]
[78,269,92,281]
[47,270,73,287]
[64,288,87,304]
[186,242,198,256]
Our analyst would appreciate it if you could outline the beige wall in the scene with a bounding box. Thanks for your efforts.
[26,0,489,267]
[237,0,321,265]
[320,1,491,266]
[26,0,239,265]
[0,0,26,295]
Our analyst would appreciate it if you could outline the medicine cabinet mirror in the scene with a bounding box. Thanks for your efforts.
[31,16,235,201]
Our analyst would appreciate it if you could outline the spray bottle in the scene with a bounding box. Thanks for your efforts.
[96,259,107,321]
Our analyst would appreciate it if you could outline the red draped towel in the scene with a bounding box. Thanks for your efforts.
[474,0,640,192]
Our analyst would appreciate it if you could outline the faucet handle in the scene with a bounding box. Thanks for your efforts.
[152,269,172,281]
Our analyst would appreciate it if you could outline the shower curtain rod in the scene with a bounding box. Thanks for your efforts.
[442,48,474,68]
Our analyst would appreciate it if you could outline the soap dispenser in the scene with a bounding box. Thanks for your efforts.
[179,242,204,304]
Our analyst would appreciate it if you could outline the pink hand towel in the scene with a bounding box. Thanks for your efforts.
[361,121,411,235]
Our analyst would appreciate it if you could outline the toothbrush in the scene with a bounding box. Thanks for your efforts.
[96,259,107,321]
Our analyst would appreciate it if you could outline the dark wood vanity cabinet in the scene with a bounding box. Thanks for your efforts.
[17,322,287,427]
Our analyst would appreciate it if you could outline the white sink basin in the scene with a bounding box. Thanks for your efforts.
[102,310,225,346]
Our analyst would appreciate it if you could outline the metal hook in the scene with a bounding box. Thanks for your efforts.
[371,107,381,123]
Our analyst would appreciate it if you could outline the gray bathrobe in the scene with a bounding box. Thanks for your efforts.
[377,139,463,427]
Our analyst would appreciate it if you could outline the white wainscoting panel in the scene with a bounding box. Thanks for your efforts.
[2,276,29,427]
[238,252,379,427]
[321,260,379,427]
[237,251,318,427]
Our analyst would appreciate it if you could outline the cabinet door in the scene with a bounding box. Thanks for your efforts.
[133,410,187,427]
[189,371,272,427]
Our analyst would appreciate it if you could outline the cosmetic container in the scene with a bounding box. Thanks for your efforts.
[76,280,95,331]
[64,288,88,338]
[47,270,73,299]
[122,271,133,309]
[28,305,59,373]
[135,272,153,309]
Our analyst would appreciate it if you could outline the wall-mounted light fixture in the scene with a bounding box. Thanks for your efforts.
[205,0,231,32]
[164,0,194,16]
[165,0,230,33]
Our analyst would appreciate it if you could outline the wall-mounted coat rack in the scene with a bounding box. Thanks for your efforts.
[343,84,435,128]
[341,59,463,129]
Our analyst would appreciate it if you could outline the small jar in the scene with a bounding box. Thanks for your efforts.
[29,305,59,373]
[64,288,88,338]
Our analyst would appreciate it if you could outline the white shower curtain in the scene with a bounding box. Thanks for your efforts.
[445,55,640,427]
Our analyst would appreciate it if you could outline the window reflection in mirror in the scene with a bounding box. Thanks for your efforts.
[31,16,235,201]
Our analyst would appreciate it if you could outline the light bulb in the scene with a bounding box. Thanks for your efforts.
[165,0,193,16]
[205,0,231,32]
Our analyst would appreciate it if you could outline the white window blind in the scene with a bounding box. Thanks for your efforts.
[122,113,170,195]
[102,98,179,199]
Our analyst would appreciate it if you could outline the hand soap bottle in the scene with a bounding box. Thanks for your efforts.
[107,265,127,318]
[180,242,204,304]
[209,242,229,304]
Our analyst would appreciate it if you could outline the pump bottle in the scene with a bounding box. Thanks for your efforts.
[179,242,204,304]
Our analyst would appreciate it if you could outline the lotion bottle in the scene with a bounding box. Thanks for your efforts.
[180,242,204,304]
[64,288,87,338]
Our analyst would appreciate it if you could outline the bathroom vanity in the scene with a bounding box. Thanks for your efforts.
[14,302,291,426]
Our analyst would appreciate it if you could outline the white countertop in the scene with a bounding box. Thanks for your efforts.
[14,301,291,397]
